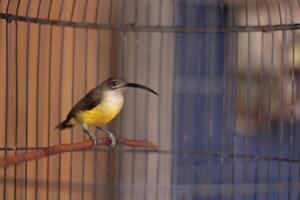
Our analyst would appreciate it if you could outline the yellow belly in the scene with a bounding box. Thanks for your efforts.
[76,94,124,126]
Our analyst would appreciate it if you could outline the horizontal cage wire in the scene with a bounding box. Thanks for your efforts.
[0,0,300,200]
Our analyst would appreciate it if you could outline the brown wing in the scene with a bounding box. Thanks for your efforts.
[65,87,102,121]
[55,86,103,129]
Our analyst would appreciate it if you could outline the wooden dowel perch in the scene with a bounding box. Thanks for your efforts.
[0,137,158,167]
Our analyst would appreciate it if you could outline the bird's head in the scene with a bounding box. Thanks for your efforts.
[102,77,158,95]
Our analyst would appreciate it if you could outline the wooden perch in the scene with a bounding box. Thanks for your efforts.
[0,137,158,167]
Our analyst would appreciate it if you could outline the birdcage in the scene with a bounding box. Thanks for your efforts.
[0,0,300,199]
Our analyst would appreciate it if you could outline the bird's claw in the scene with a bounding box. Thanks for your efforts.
[96,127,116,148]
[91,135,99,149]
[107,132,116,147]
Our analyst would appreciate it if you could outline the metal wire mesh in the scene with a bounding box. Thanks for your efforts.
[0,0,300,199]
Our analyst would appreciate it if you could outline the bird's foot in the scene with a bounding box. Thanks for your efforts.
[106,131,116,147]
[90,134,99,149]
[96,127,116,147]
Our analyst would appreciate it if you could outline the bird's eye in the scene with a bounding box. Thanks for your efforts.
[112,81,118,86]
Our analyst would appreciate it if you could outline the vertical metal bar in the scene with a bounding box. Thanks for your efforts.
[226,1,235,199]
[175,0,188,198]
[244,0,250,198]
[101,0,116,195]
[106,0,118,195]
[93,2,102,198]
[94,0,100,24]
[24,1,32,199]
[206,1,211,199]
[254,0,261,199]
[3,13,9,200]
[13,1,21,199]
[45,21,53,200]
[207,1,217,198]
[81,0,89,199]
[57,29,64,200]
[69,26,76,200]
[117,0,128,198]
[143,0,151,199]
[70,0,77,22]
[5,0,11,14]
[257,33,265,198]
[172,0,176,27]
[107,0,114,197]
[68,1,77,199]
[46,1,53,200]
[107,0,115,198]
[58,0,65,21]
[171,1,178,198]
[108,0,114,25]
[289,21,295,200]
[155,0,163,198]
[131,0,139,198]
[92,1,101,199]
[165,29,172,200]
[15,0,21,13]
[83,0,89,23]
[286,2,294,199]
[255,0,261,26]
[34,0,43,199]
[288,0,297,199]
[36,0,43,20]
[232,36,239,200]
[264,0,272,199]
[106,1,113,198]
[255,27,264,200]
[57,0,65,198]
[231,0,238,199]
[219,3,227,199]
[276,1,283,199]
[194,0,201,194]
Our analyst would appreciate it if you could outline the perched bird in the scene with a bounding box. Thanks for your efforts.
[56,77,158,147]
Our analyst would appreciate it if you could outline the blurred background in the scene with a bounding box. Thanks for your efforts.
[0,0,300,199]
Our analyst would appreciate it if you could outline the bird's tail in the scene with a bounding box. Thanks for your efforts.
[55,119,73,130]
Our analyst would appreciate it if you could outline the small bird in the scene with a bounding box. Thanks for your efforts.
[56,77,158,147]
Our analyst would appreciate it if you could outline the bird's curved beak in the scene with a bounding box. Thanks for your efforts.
[125,83,158,96]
